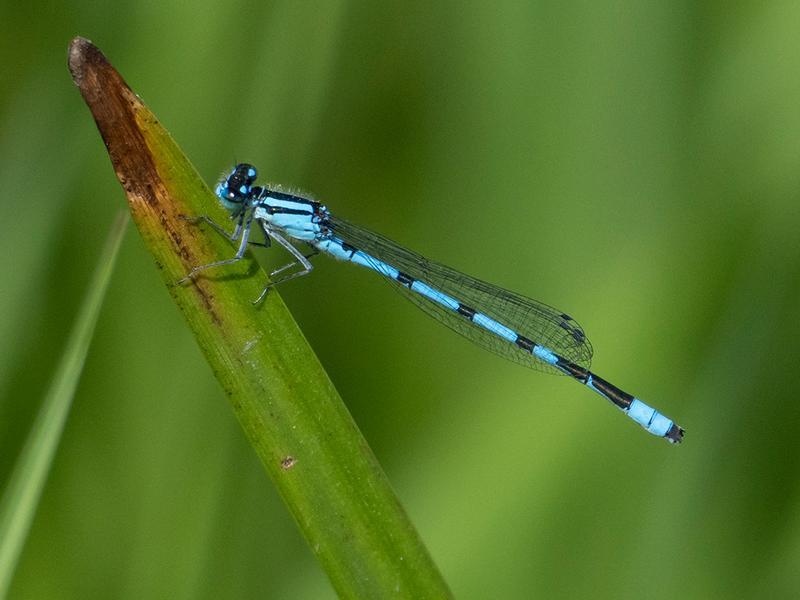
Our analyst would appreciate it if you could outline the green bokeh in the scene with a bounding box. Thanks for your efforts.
[2,2,799,598]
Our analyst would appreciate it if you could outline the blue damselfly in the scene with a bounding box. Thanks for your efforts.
[180,164,684,443]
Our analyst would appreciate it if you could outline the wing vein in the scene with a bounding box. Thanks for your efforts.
[326,215,593,374]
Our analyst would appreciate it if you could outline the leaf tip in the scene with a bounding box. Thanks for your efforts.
[68,37,106,87]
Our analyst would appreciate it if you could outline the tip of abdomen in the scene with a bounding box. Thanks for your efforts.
[665,424,685,444]
[627,398,684,444]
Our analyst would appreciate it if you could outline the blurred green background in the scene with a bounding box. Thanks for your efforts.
[2,1,799,598]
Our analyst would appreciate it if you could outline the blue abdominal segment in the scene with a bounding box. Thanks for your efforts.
[311,236,683,444]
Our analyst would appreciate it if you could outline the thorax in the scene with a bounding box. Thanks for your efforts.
[252,188,329,242]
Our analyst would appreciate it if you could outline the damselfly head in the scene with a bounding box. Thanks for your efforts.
[216,163,258,208]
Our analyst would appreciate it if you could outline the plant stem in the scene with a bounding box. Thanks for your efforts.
[68,37,452,599]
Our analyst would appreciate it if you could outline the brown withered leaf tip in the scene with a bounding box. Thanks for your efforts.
[67,37,222,318]
[67,36,160,206]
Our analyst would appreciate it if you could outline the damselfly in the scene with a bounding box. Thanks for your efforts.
[180,164,684,443]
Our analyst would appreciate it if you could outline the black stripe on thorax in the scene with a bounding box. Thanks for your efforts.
[264,206,314,216]
[261,188,319,206]
[255,187,323,213]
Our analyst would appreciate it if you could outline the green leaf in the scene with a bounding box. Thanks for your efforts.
[0,210,129,598]
[67,37,452,599]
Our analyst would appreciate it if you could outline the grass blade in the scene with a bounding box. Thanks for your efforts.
[67,37,452,599]
[0,210,129,599]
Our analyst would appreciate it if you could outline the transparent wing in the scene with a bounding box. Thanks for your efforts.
[327,215,593,374]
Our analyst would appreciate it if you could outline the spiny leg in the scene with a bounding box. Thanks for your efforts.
[257,220,316,279]
[270,246,319,277]
[180,212,243,242]
[178,211,254,284]
[253,228,315,304]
